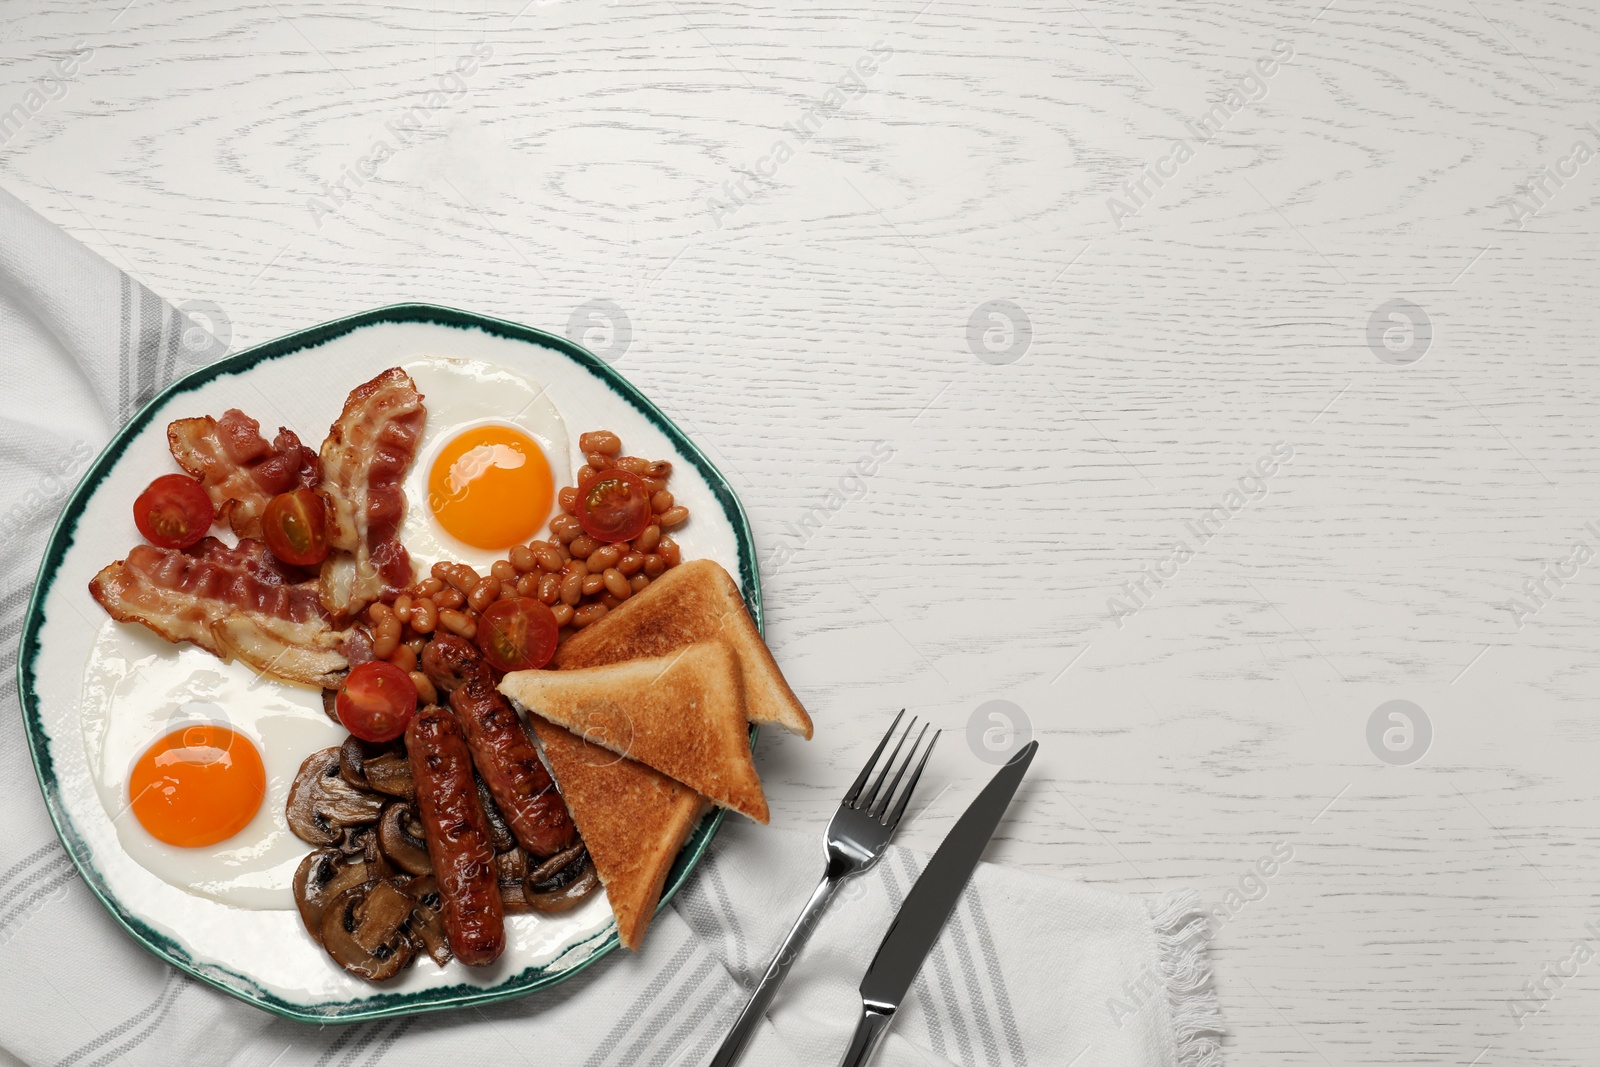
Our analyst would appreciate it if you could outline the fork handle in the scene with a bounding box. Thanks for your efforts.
[708,872,841,1067]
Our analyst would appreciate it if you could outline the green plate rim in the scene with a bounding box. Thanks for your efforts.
[15,302,761,1024]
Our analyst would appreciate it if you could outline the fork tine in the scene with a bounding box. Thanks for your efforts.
[843,709,905,807]
[884,729,939,829]
[857,715,917,813]
[868,722,929,820]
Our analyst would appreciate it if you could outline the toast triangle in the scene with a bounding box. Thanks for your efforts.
[551,559,813,739]
[529,719,704,950]
[501,640,770,824]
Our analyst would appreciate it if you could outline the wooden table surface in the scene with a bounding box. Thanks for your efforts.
[6,1,1600,1063]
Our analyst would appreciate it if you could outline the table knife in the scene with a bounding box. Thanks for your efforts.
[837,740,1039,1067]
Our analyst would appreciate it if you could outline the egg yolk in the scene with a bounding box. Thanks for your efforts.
[128,725,266,848]
[428,425,553,549]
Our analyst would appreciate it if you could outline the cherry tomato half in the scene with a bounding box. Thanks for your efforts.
[336,661,418,742]
[574,469,652,543]
[133,474,214,549]
[476,598,560,672]
[262,488,329,567]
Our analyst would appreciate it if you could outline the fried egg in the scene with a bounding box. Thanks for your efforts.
[400,357,571,575]
[79,618,345,909]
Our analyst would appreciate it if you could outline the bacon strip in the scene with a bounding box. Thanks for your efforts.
[316,368,425,617]
[168,410,319,540]
[89,536,349,688]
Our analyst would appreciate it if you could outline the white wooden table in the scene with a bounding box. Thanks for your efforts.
[6,1,1599,1063]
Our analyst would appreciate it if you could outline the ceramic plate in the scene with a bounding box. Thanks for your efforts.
[17,304,759,1022]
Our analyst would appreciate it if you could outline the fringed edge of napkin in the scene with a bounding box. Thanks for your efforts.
[1148,891,1227,1067]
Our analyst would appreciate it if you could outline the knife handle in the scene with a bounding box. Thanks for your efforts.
[837,1002,896,1067]
[709,873,842,1067]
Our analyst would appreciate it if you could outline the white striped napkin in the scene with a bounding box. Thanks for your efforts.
[0,181,1224,1067]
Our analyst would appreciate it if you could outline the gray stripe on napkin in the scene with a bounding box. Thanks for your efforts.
[364,1018,414,1065]
[0,842,64,894]
[54,971,184,1067]
[632,954,719,1066]
[894,849,978,1065]
[134,284,163,414]
[0,855,75,940]
[117,273,131,421]
[582,937,698,1067]
[313,1021,382,1067]
[969,892,1028,1067]
[706,863,747,975]
[948,904,1002,1066]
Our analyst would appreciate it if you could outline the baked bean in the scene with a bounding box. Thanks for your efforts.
[536,544,564,572]
[491,559,516,582]
[509,545,537,573]
[368,602,393,626]
[558,487,578,514]
[468,576,498,612]
[585,451,613,471]
[599,593,620,610]
[563,559,587,578]
[579,430,621,455]
[573,603,608,628]
[561,573,583,606]
[618,552,644,576]
[569,535,598,560]
[406,635,427,656]
[550,515,582,542]
[439,609,477,639]
[557,541,572,561]
[650,490,674,513]
[633,525,661,554]
[658,506,689,528]
[630,574,650,593]
[643,553,666,577]
[392,594,413,624]
[409,671,438,706]
[390,644,417,673]
[640,476,668,496]
[418,577,445,597]
[575,464,596,487]
[658,536,681,565]
[603,568,632,600]
[448,565,480,594]
[538,573,560,604]
[430,561,455,584]
[372,615,402,659]
[516,573,539,597]
[500,581,518,601]
[581,573,605,596]
[586,545,622,574]
[412,597,438,633]
[550,603,575,627]
[436,587,465,610]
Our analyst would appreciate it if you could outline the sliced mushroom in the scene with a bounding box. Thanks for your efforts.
[288,748,387,846]
[378,802,433,876]
[321,688,341,725]
[497,848,530,913]
[293,848,375,943]
[340,737,413,798]
[320,881,415,981]
[401,875,452,967]
[477,776,517,854]
[525,844,600,913]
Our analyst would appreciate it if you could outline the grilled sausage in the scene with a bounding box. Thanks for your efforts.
[420,633,481,696]
[404,707,504,966]
[452,672,577,859]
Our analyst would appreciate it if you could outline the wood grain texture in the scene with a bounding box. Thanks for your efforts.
[6,0,1600,1062]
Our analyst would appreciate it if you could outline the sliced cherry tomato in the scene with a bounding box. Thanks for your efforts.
[476,598,560,672]
[574,469,651,543]
[133,474,214,549]
[262,488,329,566]
[336,661,418,742]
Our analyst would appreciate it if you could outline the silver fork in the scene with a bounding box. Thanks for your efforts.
[709,711,939,1067]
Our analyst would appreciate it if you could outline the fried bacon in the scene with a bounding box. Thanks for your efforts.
[89,536,349,688]
[168,410,319,540]
[316,368,425,618]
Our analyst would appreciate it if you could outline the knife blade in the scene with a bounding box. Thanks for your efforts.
[838,740,1038,1067]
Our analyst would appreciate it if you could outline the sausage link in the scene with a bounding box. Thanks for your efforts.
[452,674,576,858]
[405,709,504,966]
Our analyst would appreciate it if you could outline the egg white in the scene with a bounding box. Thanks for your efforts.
[79,619,346,909]
[399,356,572,577]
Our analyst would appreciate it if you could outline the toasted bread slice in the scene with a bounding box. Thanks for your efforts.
[501,640,770,823]
[551,559,813,739]
[530,719,704,950]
